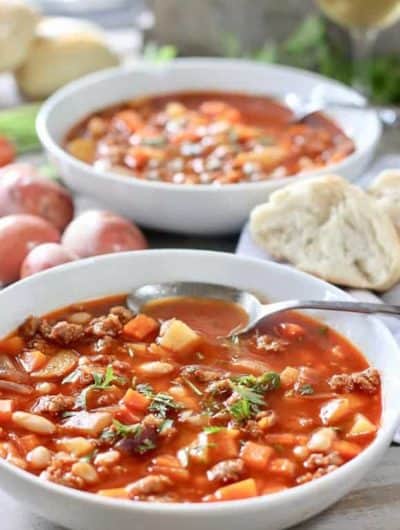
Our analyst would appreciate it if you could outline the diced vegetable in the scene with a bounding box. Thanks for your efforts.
[320,398,351,425]
[57,437,94,457]
[121,388,150,412]
[31,350,78,380]
[20,350,47,373]
[62,411,112,437]
[98,488,129,499]
[347,413,377,437]
[240,441,274,471]
[280,366,299,388]
[268,458,297,477]
[0,336,24,356]
[158,319,200,354]
[150,454,190,481]
[332,440,362,460]
[214,478,258,501]
[66,138,96,164]
[123,315,159,341]
[307,427,336,452]
[0,399,13,423]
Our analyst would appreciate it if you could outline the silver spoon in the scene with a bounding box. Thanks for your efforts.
[281,92,400,128]
[127,282,400,336]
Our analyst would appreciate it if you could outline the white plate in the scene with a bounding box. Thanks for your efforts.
[37,58,381,235]
[0,250,399,530]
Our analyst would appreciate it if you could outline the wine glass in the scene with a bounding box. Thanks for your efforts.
[315,0,400,94]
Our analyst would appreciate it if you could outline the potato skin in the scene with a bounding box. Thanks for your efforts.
[0,214,60,285]
[62,210,148,258]
[0,163,74,231]
[20,243,77,278]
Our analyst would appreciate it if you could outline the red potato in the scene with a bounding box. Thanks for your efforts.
[20,243,77,278]
[62,210,148,258]
[0,215,60,286]
[0,138,15,167]
[0,163,74,231]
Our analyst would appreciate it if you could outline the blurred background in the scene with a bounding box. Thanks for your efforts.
[1,0,400,106]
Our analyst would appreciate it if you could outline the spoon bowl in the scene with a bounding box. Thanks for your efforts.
[127,281,400,336]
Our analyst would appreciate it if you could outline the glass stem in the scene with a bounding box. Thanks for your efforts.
[349,28,378,97]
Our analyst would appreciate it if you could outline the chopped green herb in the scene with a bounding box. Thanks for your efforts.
[76,366,126,409]
[159,419,174,434]
[136,383,154,398]
[229,398,251,422]
[298,384,315,396]
[182,376,203,396]
[149,392,182,419]
[203,426,224,434]
[113,419,141,437]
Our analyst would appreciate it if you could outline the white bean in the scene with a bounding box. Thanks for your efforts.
[27,446,52,470]
[94,450,120,467]
[138,361,175,377]
[71,462,99,484]
[35,382,57,395]
[12,411,56,435]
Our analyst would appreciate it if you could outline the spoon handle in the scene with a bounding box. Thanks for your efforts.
[268,300,400,316]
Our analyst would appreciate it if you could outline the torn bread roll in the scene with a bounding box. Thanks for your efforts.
[0,0,39,72]
[250,174,400,291]
[368,169,400,233]
[15,17,119,99]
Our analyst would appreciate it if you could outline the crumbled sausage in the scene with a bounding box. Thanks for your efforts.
[32,394,75,416]
[19,316,41,339]
[86,314,122,338]
[127,475,172,499]
[40,452,82,488]
[181,365,227,383]
[42,321,84,345]
[205,378,233,398]
[207,458,245,483]
[109,306,134,324]
[303,452,343,470]
[93,336,116,355]
[328,368,380,394]
[241,420,263,439]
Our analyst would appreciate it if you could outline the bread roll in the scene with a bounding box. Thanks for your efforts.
[250,175,400,291]
[368,169,400,233]
[15,17,119,98]
[0,0,39,72]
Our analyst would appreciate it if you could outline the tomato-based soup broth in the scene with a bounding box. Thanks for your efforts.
[65,92,355,185]
[0,295,380,502]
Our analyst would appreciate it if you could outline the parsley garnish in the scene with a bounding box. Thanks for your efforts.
[113,419,141,437]
[159,419,174,434]
[229,398,251,422]
[112,420,157,454]
[76,366,126,409]
[149,392,182,419]
[203,426,224,434]
[298,384,315,396]
[136,383,154,398]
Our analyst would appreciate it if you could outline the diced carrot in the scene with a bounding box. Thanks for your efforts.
[113,110,144,133]
[264,433,307,446]
[262,484,288,495]
[127,343,148,356]
[98,488,129,499]
[332,440,362,460]
[114,406,140,424]
[278,323,305,339]
[20,350,47,373]
[269,458,297,477]
[150,455,190,481]
[0,336,24,356]
[0,399,13,423]
[240,441,274,471]
[121,389,150,412]
[215,478,258,501]
[17,434,41,454]
[123,315,159,341]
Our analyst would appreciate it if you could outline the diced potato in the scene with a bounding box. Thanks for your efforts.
[280,366,299,388]
[307,427,336,452]
[62,411,112,437]
[67,138,96,164]
[347,413,377,437]
[268,458,297,477]
[158,319,200,354]
[57,437,94,457]
[320,398,351,425]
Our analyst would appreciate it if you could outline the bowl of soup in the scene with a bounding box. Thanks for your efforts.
[37,59,381,235]
[0,250,398,530]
